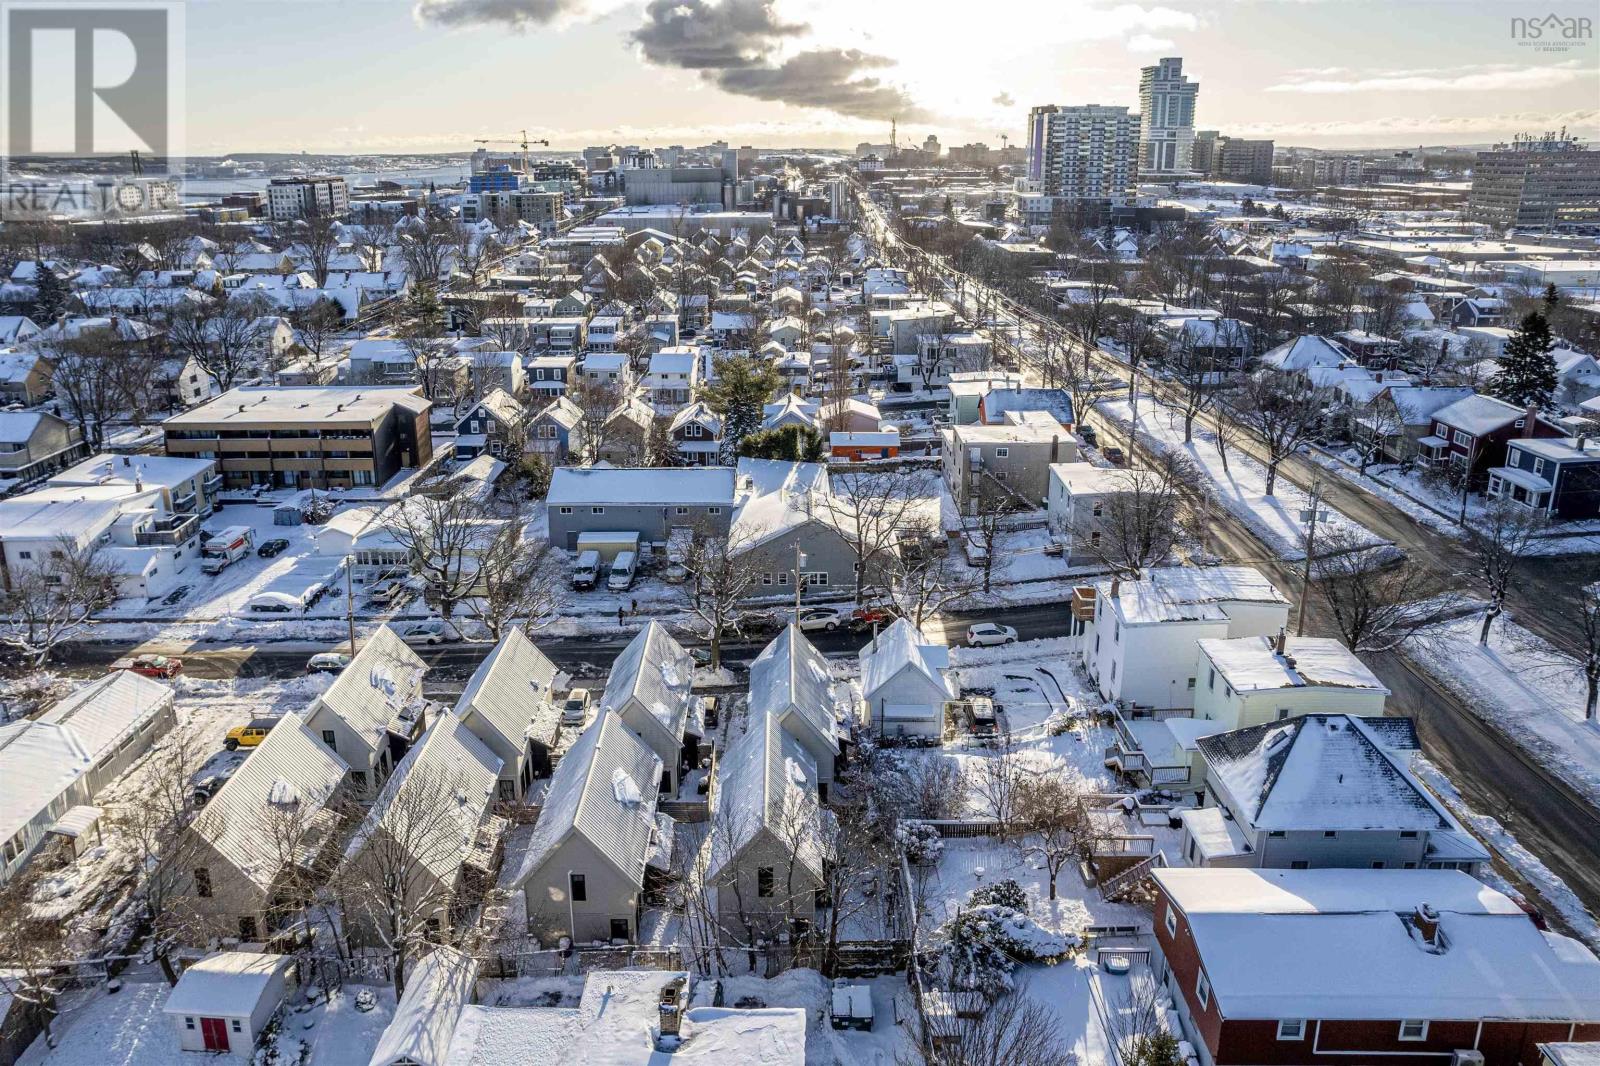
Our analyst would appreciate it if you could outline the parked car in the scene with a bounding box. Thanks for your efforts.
[1078,424,1099,448]
[1102,446,1126,466]
[256,538,290,558]
[306,651,351,674]
[367,578,408,606]
[110,654,183,679]
[398,619,458,645]
[561,687,592,726]
[571,550,601,591]
[797,606,848,632]
[830,980,874,1031]
[607,550,639,592]
[190,749,249,806]
[224,718,280,751]
[850,604,896,628]
[966,622,1018,647]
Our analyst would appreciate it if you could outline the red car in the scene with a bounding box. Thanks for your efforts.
[111,654,184,679]
[850,605,896,628]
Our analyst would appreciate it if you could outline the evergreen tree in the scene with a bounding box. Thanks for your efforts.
[398,283,443,338]
[1487,311,1558,410]
[737,423,824,462]
[1545,283,1561,310]
[30,260,69,323]
[700,354,780,461]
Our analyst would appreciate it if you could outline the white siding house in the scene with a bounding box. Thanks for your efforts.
[164,953,297,1057]
[858,619,956,738]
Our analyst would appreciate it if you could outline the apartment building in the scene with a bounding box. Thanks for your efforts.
[162,386,432,491]
[1024,104,1141,204]
[266,176,350,222]
[1138,57,1200,176]
[1469,137,1600,230]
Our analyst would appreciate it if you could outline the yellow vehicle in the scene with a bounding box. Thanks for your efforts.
[224,718,279,751]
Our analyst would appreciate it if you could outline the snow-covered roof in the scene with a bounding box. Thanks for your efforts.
[369,946,479,1066]
[747,625,838,754]
[859,619,955,702]
[1,672,174,847]
[195,714,349,891]
[1198,635,1387,694]
[1153,868,1600,1021]
[670,401,723,436]
[1544,1045,1600,1066]
[729,458,831,550]
[454,626,561,751]
[165,385,430,426]
[1101,565,1289,625]
[1259,335,1350,372]
[548,466,736,508]
[709,712,825,883]
[508,711,661,891]
[981,387,1073,427]
[310,624,428,757]
[1432,393,1526,436]
[597,622,695,744]
[162,952,294,1019]
[1384,386,1476,427]
[1198,714,1460,833]
[342,714,502,885]
[49,451,213,494]
[460,387,524,429]
[1049,461,1128,495]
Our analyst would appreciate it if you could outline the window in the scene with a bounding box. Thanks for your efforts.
[1268,830,1286,838]
[758,866,775,897]
[1092,502,1103,517]
[1371,861,1385,869]
[1400,830,1418,839]
[778,572,789,586]
[239,916,258,940]
[321,730,337,751]
[1534,457,1546,476]
[1323,830,1338,838]
[1195,969,1211,1010]
[1277,708,1291,721]
[231,1020,242,1034]
[591,506,605,514]
[1453,430,1470,446]
[1164,906,1177,936]
[559,506,573,514]
[708,506,722,515]
[569,873,587,902]
[761,573,773,586]
[16,551,29,560]
[995,447,1009,458]
[1277,1020,1305,1041]
[498,780,515,802]
[1208,668,1215,691]
[1290,860,1309,869]
[1399,1020,1428,1042]
[676,507,690,515]
[1186,676,1196,690]
[194,867,212,898]
[185,1017,195,1030]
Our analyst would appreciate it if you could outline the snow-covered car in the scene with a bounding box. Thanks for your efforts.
[796,606,848,632]
[561,688,592,726]
[306,652,351,674]
[111,654,184,679]
[367,578,408,606]
[398,619,458,645]
[965,622,1018,647]
[830,980,873,1031]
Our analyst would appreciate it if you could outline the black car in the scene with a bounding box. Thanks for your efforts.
[257,538,290,558]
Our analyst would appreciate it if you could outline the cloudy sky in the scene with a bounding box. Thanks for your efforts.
[181,0,1598,154]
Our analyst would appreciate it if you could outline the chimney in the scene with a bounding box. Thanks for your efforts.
[1050,435,1059,463]
[1274,627,1287,655]
[1412,903,1441,947]
[1524,404,1537,438]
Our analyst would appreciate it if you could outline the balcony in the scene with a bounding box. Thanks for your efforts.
[135,513,201,547]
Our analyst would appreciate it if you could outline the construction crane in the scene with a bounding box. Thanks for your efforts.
[472,130,550,171]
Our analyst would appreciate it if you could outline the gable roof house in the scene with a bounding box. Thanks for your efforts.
[1150,868,1600,1066]
[452,388,526,461]
[858,618,956,739]
[0,347,52,406]
[746,626,840,790]
[1419,393,1565,483]
[1488,436,1600,519]
[1180,713,1486,873]
[181,713,350,942]
[453,626,565,801]
[1353,385,1475,465]
[670,402,724,466]
[527,395,584,464]
[338,714,504,946]
[367,946,479,1066]
[504,711,663,944]
[1258,335,1351,374]
[595,622,699,795]
[303,625,430,792]
[706,712,827,941]
[0,671,177,884]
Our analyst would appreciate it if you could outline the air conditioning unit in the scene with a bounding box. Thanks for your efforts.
[1452,1051,1485,1066]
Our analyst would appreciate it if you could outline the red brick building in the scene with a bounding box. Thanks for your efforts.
[1418,394,1564,484]
[1152,868,1600,1066]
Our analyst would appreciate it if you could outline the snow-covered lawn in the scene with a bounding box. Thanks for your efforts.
[19,978,395,1066]
[1406,614,1600,807]
[1094,394,1384,561]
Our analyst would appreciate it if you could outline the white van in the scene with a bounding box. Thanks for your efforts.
[572,550,602,590]
[607,550,638,592]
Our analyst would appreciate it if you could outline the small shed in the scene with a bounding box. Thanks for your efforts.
[45,805,105,859]
[163,952,296,1056]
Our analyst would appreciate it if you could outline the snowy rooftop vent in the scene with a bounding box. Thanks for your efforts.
[267,777,299,807]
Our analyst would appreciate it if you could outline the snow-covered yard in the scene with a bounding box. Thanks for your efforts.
[1406,613,1600,808]
[19,977,395,1066]
[1094,394,1384,561]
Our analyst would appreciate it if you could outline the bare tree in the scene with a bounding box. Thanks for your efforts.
[290,298,346,362]
[387,489,497,629]
[166,294,273,391]
[911,982,1075,1066]
[569,380,621,464]
[1568,571,1600,720]
[0,537,119,666]
[816,763,896,975]
[1013,773,1108,900]
[465,516,565,641]
[682,523,765,668]
[1106,973,1182,1066]
[884,524,979,629]
[815,468,926,604]
[1230,369,1323,496]
[1314,528,1459,651]
[338,763,481,998]
[1465,498,1548,644]
[1165,333,1219,443]
[0,879,67,1049]
[1348,394,1408,474]
[1078,451,1193,578]
[293,213,342,288]
[42,333,132,450]
[958,476,1027,596]
[395,215,458,285]
[969,734,1026,841]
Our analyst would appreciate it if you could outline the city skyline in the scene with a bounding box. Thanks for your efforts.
[176,0,1598,155]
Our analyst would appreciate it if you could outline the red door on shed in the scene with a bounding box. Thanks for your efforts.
[200,1017,230,1052]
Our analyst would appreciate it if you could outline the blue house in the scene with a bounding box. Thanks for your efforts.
[1488,436,1600,519]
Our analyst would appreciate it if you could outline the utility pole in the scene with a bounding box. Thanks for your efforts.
[793,544,808,617]
[344,558,357,657]
[1296,478,1328,636]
